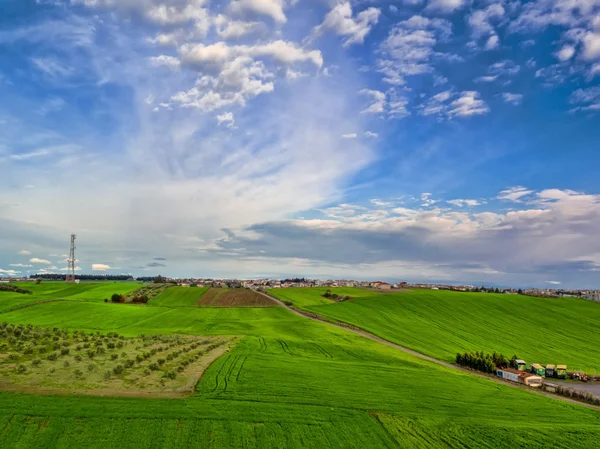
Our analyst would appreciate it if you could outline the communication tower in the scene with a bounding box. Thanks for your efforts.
[65,234,76,283]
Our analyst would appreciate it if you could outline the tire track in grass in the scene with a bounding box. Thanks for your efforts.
[312,343,333,359]
[0,415,15,439]
[277,339,294,356]
[258,337,267,352]
[211,355,231,393]
[235,356,247,382]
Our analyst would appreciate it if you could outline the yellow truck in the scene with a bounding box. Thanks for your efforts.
[555,365,568,379]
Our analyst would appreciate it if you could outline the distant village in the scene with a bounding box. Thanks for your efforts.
[4,274,600,302]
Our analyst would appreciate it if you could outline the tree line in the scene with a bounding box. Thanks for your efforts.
[30,274,134,281]
[455,351,517,373]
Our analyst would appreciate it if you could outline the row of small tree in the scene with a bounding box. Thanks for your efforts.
[456,351,517,374]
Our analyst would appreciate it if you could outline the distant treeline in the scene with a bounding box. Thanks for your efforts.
[29,274,134,281]
[282,278,308,283]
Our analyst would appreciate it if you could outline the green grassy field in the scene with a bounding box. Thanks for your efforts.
[271,287,374,308]
[11,281,141,302]
[150,286,209,307]
[270,287,600,372]
[1,283,600,447]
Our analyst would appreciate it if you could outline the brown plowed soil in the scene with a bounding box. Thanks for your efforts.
[196,288,277,307]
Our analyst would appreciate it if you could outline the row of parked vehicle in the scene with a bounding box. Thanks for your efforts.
[513,359,568,378]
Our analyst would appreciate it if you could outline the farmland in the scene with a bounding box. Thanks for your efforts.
[0,323,232,397]
[150,286,208,307]
[1,283,600,447]
[195,288,276,307]
[270,287,600,372]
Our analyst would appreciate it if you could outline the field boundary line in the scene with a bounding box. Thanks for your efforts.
[257,291,600,411]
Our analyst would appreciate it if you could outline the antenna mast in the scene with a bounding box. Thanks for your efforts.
[66,234,76,283]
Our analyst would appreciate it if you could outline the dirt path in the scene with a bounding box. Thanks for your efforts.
[257,291,600,411]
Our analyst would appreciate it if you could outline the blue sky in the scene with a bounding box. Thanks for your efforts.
[1,0,600,287]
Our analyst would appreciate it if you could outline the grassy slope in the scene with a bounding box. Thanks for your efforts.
[0,288,600,447]
[274,288,600,372]
[150,286,209,307]
[270,287,374,308]
[12,281,141,302]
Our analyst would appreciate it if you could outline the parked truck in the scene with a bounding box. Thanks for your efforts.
[556,365,568,379]
[530,363,546,377]
[514,359,527,371]
[545,364,556,378]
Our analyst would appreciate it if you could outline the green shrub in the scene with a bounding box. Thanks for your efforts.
[74,369,83,377]
[111,354,118,361]
[112,365,124,375]
[87,350,96,359]
[61,348,70,356]
[149,363,158,371]
[87,363,94,372]
[47,352,58,361]
[17,364,27,374]
[63,361,70,368]
[74,355,82,362]
[31,359,41,367]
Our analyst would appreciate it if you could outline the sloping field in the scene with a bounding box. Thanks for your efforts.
[278,288,600,372]
[12,281,141,302]
[0,292,45,313]
[151,286,208,307]
[196,288,276,307]
[1,294,600,447]
[270,287,374,308]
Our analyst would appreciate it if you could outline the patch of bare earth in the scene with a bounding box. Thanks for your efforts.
[195,288,275,307]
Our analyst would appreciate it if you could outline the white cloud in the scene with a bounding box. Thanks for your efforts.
[447,91,489,117]
[92,263,111,271]
[501,93,523,105]
[10,263,33,267]
[364,131,378,138]
[31,57,74,78]
[570,86,600,112]
[310,2,381,47]
[426,0,466,13]
[214,15,262,40]
[497,186,534,202]
[150,55,181,70]
[359,88,409,118]
[489,59,521,76]
[582,32,600,61]
[229,0,287,24]
[0,269,19,276]
[342,133,357,139]
[360,89,386,114]
[377,15,452,86]
[29,258,52,264]
[216,111,235,127]
[556,45,575,61]
[17,250,31,255]
[484,35,499,50]
[420,90,489,118]
[10,149,51,161]
[179,41,323,71]
[468,4,505,38]
[447,199,482,207]
[145,2,210,30]
[468,3,505,50]
[545,280,561,285]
